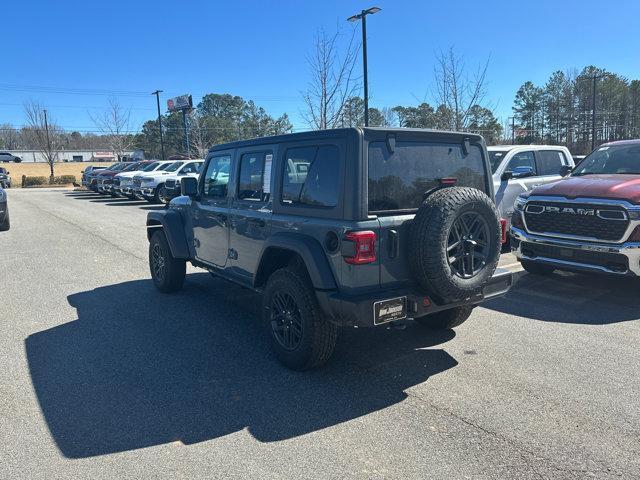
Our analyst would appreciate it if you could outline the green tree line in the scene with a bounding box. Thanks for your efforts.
[512,66,640,154]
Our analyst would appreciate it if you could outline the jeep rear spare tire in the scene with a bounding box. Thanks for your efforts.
[409,186,501,303]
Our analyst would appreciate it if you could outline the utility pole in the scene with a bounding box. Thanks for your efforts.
[182,110,190,158]
[509,116,515,144]
[43,109,53,177]
[348,7,381,127]
[591,75,599,151]
[151,90,166,160]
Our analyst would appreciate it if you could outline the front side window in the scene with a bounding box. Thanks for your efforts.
[203,155,231,198]
[507,151,537,174]
[537,150,565,176]
[180,162,200,174]
[282,145,340,208]
[238,152,267,201]
[368,141,486,213]
[142,162,159,171]
[164,161,184,173]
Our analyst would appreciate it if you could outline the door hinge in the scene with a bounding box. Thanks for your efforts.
[193,238,201,248]
[228,248,238,260]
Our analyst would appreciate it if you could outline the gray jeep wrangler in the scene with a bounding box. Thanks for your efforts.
[146,128,512,370]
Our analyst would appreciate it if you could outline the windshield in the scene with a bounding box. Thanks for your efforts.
[121,163,137,172]
[368,141,487,213]
[164,161,184,173]
[142,162,159,172]
[573,144,640,176]
[488,149,512,173]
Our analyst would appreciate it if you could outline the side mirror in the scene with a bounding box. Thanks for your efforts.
[181,176,198,197]
[559,165,573,177]
[512,166,535,178]
[501,170,513,181]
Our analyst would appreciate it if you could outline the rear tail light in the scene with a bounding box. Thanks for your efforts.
[342,231,377,265]
[628,225,640,242]
[500,218,507,244]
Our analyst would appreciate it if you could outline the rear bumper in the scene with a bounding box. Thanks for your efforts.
[511,226,640,276]
[316,268,513,327]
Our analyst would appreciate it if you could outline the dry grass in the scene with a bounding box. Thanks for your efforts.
[4,162,111,187]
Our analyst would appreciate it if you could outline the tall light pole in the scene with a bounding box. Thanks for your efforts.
[348,6,381,127]
[151,90,166,160]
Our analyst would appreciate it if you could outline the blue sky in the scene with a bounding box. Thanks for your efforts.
[3,0,639,133]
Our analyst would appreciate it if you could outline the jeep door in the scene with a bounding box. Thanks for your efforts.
[228,148,274,279]
[192,152,233,268]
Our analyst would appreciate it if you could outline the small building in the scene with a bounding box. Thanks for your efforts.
[4,150,137,163]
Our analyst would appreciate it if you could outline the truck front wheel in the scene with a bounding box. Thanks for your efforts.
[414,305,474,330]
[263,268,337,370]
[149,230,186,293]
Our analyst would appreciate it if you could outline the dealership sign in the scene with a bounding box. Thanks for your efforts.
[167,94,193,112]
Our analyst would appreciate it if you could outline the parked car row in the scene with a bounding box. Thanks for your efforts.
[81,159,203,204]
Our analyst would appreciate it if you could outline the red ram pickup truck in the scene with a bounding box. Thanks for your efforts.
[510,139,640,276]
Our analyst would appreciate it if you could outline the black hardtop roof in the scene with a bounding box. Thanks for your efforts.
[207,127,484,153]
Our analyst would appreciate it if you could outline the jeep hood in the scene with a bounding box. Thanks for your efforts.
[531,175,640,204]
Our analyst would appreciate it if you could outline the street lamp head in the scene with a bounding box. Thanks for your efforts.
[347,14,361,22]
[365,6,381,14]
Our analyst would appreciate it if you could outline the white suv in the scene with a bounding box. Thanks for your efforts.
[138,160,203,203]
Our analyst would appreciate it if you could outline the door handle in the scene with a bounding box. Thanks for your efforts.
[249,218,266,227]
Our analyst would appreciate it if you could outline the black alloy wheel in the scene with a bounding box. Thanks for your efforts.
[269,291,304,351]
[151,243,166,283]
[447,211,490,279]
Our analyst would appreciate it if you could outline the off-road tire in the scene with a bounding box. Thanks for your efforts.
[520,259,555,275]
[263,267,337,371]
[409,187,501,303]
[414,305,474,330]
[149,230,186,293]
[0,211,9,231]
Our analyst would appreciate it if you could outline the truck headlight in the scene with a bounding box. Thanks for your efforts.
[514,196,527,211]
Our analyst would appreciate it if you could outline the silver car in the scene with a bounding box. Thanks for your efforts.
[489,145,574,228]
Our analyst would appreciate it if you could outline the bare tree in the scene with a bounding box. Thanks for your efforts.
[89,98,135,161]
[23,101,63,177]
[302,27,360,130]
[188,111,213,159]
[433,48,490,131]
[0,124,21,149]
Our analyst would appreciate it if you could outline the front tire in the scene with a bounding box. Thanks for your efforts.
[149,230,186,293]
[263,268,337,370]
[520,259,555,275]
[0,211,9,231]
[414,305,474,330]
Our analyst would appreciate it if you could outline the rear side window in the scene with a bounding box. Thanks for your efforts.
[238,152,266,201]
[368,141,486,213]
[281,145,340,208]
[537,150,565,176]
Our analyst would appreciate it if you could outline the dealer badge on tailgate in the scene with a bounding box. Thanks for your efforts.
[374,296,407,325]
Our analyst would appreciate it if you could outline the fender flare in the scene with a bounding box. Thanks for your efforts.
[257,232,337,290]
[146,210,190,259]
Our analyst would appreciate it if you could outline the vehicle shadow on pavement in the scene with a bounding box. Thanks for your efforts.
[483,271,640,324]
[25,273,457,459]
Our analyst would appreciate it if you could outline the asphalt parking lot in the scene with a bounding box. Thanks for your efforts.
[1,188,639,479]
